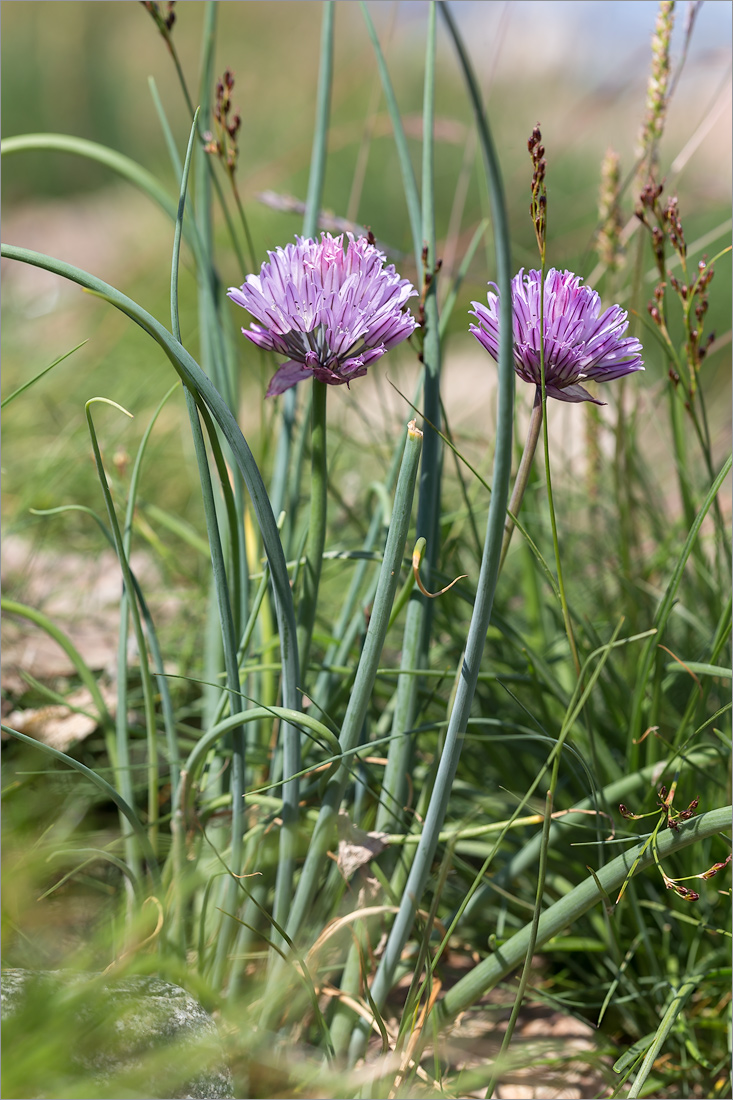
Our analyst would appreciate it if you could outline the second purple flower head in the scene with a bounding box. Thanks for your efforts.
[470,268,644,404]
[228,232,419,397]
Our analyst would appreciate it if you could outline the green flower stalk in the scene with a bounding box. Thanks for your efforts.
[471,267,645,563]
[344,5,517,1065]
[260,420,423,1019]
[330,3,442,1057]
[228,228,418,948]
[228,229,419,668]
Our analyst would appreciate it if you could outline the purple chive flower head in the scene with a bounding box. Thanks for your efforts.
[228,232,418,397]
[470,268,644,404]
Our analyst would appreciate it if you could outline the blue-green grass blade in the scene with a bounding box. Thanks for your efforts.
[416,0,442,575]
[2,133,182,235]
[170,109,199,344]
[262,420,422,1022]
[31,477,182,804]
[159,105,199,798]
[347,2,515,1064]
[148,76,183,180]
[1,341,87,409]
[1,243,299,711]
[437,805,731,1023]
[178,706,341,799]
[139,502,211,558]
[628,453,732,766]
[334,180,439,1042]
[185,395,246,980]
[626,975,699,1098]
[197,402,247,636]
[10,671,100,717]
[360,1,421,269]
[119,386,183,879]
[85,398,160,867]
[303,0,334,240]
[172,260,245,990]
[43,848,142,901]
[371,0,443,847]
[2,599,113,728]
[3,724,160,885]
[271,0,335,948]
[439,219,489,339]
[666,662,732,680]
[311,476,397,710]
[296,377,328,686]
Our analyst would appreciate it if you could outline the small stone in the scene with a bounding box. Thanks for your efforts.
[1,969,234,1099]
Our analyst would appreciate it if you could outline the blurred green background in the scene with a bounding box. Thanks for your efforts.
[2,0,731,551]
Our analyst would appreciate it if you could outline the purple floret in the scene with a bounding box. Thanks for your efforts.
[228,233,418,396]
[470,268,644,404]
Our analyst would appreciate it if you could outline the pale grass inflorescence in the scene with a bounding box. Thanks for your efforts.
[596,146,625,274]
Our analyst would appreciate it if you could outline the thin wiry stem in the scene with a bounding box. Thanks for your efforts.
[271,0,334,948]
[538,270,581,677]
[499,388,543,572]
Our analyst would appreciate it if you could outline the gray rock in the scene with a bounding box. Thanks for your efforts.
[1,969,235,1099]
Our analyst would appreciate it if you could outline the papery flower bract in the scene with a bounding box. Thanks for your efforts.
[228,233,418,397]
[470,268,644,404]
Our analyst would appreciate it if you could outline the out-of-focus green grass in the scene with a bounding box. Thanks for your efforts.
[3,3,729,533]
[1,1,730,703]
[3,2,730,276]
